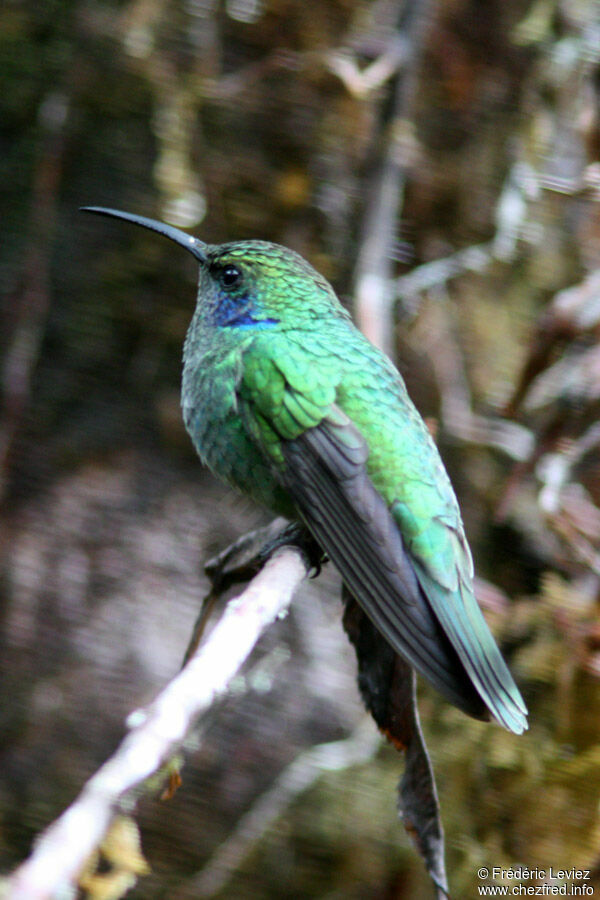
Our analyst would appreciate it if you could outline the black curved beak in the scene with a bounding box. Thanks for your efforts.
[80,206,208,264]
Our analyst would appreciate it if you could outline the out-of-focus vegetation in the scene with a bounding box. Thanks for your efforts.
[2,0,600,897]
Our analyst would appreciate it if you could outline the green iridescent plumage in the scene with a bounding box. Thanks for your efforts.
[82,207,528,735]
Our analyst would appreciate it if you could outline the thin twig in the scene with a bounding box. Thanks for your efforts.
[537,423,600,515]
[6,546,310,900]
[326,37,408,99]
[181,717,380,899]
[420,293,534,462]
[394,243,494,314]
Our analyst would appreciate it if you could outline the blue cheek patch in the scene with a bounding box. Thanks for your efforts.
[212,291,279,329]
[229,313,280,329]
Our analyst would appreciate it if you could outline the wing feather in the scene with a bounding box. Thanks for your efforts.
[280,410,492,722]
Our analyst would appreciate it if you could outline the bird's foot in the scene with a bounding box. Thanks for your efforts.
[256,521,326,577]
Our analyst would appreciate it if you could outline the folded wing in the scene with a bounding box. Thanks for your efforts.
[280,409,527,733]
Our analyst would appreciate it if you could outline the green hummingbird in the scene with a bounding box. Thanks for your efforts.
[82,206,528,734]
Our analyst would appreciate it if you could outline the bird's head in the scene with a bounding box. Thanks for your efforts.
[81,207,347,331]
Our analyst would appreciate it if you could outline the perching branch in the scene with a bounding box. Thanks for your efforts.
[5,508,451,899]
[6,533,311,900]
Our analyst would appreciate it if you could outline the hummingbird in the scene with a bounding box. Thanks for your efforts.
[81,206,528,734]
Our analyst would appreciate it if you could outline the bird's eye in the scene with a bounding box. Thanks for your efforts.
[219,264,242,288]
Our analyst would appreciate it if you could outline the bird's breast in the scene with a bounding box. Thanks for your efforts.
[181,340,293,514]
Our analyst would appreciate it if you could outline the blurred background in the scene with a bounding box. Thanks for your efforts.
[3,0,600,896]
